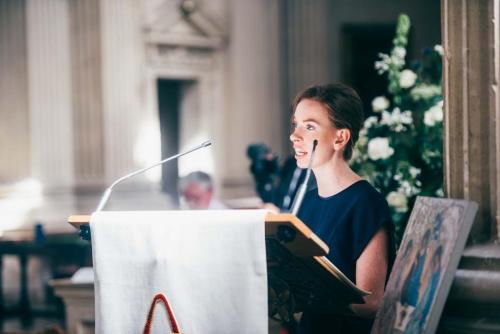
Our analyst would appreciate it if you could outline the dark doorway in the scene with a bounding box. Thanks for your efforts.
[157,79,181,204]
[341,24,404,118]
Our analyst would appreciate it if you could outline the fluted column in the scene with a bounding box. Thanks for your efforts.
[439,0,500,332]
[99,0,145,185]
[0,0,30,183]
[442,0,499,242]
[69,0,105,189]
[26,0,73,190]
[224,0,283,192]
[283,0,332,103]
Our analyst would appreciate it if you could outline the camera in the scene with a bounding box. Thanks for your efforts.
[246,143,279,203]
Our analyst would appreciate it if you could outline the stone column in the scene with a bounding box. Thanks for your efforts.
[440,1,500,332]
[283,0,332,104]
[26,0,74,226]
[27,0,73,190]
[97,0,174,210]
[99,0,145,185]
[442,0,498,243]
[223,0,283,197]
[69,0,106,190]
[0,0,30,183]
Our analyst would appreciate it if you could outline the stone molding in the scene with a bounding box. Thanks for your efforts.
[51,279,95,334]
[148,45,216,69]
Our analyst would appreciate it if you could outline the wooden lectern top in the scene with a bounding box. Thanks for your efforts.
[67,212,328,257]
[68,211,368,315]
[264,213,328,257]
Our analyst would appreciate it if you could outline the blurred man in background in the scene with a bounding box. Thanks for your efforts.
[178,171,227,210]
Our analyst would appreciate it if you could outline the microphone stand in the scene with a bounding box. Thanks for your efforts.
[290,140,318,216]
[95,140,212,212]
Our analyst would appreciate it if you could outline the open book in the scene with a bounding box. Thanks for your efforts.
[265,213,369,321]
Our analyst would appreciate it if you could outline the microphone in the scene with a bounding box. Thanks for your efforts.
[95,140,213,212]
[290,139,318,216]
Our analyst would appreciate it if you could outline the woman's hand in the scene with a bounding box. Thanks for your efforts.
[262,202,280,213]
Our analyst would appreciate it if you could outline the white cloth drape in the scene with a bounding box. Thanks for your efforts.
[90,210,268,334]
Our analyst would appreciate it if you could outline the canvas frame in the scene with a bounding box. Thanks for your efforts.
[371,196,478,334]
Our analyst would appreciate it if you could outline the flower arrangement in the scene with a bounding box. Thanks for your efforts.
[351,14,444,246]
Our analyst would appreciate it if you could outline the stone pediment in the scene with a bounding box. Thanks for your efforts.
[144,0,227,49]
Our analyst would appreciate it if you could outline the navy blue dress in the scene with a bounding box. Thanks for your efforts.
[296,180,394,334]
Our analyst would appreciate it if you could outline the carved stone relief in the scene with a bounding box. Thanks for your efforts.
[143,0,227,52]
[148,45,215,68]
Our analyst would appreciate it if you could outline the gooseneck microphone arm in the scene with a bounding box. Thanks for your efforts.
[290,139,318,216]
[94,140,213,212]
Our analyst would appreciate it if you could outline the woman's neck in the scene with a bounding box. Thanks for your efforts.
[313,157,361,197]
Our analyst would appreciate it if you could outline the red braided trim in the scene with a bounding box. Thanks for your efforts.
[143,293,180,334]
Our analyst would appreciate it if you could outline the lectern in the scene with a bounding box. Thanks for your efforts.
[68,212,368,322]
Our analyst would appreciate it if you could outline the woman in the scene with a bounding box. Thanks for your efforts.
[290,84,394,333]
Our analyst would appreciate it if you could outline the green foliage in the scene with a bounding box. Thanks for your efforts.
[351,14,444,246]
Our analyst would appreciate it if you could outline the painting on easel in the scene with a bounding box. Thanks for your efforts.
[371,196,477,334]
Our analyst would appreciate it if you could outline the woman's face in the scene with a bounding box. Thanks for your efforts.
[290,98,340,169]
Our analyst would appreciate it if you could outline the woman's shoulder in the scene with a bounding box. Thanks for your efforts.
[352,179,384,198]
[349,180,390,210]
[301,179,388,210]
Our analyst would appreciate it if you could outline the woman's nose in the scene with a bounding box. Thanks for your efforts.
[290,128,301,143]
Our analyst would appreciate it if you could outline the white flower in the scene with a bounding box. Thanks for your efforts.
[393,47,406,60]
[380,110,391,125]
[363,116,378,129]
[380,108,413,132]
[375,61,389,74]
[434,45,444,56]
[375,53,392,74]
[410,84,442,101]
[351,147,362,163]
[409,166,421,178]
[386,191,408,212]
[367,137,394,160]
[398,179,420,197]
[401,110,413,124]
[391,56,405,68]
[424,103,444,126]
[399,69,417,88]
[356,131,369,151]
[372,96,390,113]
[395,124,405,132]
